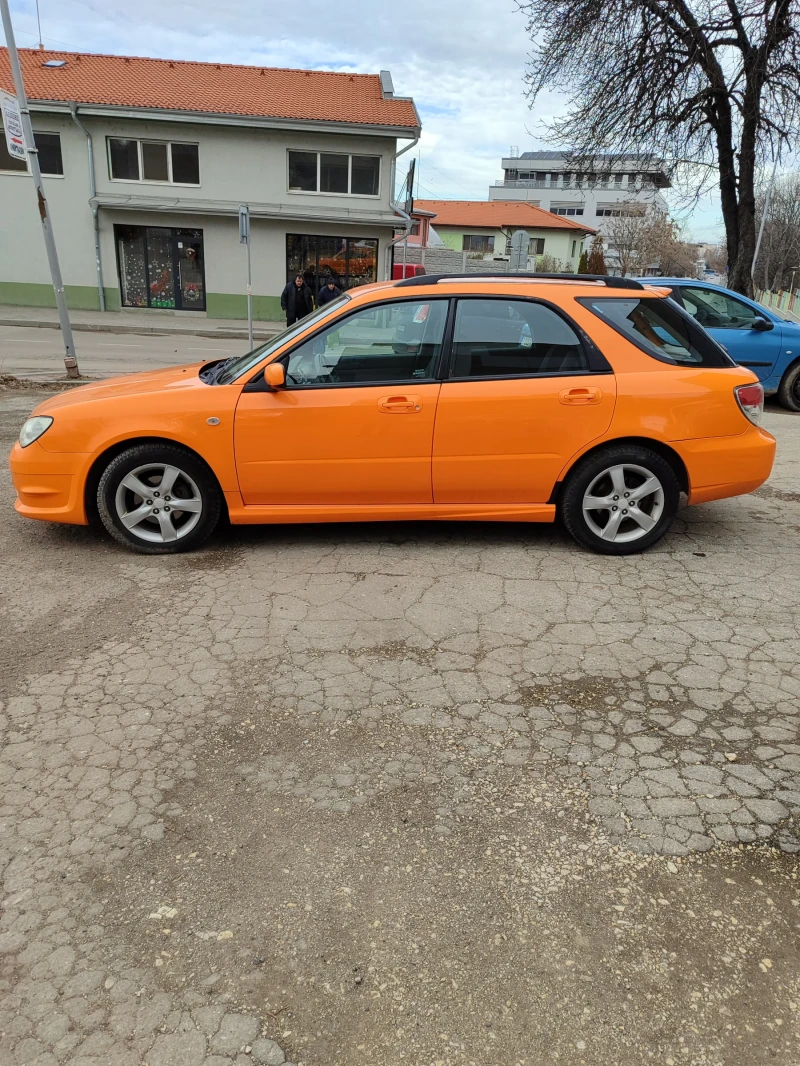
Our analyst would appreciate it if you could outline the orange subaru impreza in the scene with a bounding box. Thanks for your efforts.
[9,274,775,555]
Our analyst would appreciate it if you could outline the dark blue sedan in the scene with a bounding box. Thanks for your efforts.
[638,278,800,410]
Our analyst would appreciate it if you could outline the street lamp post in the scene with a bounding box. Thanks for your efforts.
[0,0,79,378]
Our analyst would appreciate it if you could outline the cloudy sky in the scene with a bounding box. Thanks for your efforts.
[5,0,723,240]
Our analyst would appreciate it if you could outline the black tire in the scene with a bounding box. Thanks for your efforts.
[560,444,680,555]
[777,362,800,412]
[97,443,222,555]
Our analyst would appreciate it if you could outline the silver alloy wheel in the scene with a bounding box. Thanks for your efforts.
[582,463,665,544]
[114,463,203,544]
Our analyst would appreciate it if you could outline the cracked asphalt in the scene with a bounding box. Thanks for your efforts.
[1,384,799,1066]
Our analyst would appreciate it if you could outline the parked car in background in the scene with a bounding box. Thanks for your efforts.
[10,274,775,557]
[638,278,800,411]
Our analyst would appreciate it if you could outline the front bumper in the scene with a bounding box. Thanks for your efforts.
[9,441,90,525]
[674,425,776,505]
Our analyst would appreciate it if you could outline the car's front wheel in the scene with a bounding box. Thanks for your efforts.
[97,443,222,554]
[777,362,800,412]
[560,445,680,555]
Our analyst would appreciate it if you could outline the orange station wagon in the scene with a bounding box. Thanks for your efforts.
[10,274,776,555]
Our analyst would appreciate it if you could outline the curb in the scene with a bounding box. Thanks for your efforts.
[0,317,282,341]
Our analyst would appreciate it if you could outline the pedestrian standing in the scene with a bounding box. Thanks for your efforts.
[317,279,341,306]
[281,274,314,326]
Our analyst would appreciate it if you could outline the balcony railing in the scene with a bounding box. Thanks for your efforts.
[493,179,658,190]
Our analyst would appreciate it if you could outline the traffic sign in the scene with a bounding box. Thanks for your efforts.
[1,89,26,162]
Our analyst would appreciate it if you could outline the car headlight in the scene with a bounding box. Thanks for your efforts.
[19,416,54,448]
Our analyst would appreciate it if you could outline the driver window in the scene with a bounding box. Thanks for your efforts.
[283,300,447,386]
[681,287,758,330]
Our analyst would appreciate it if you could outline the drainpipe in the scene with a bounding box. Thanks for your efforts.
[384,133,419,281]
[69,103,106,311]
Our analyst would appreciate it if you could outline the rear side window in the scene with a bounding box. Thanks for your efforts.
[580,297,733,367]
[450,298,587,377]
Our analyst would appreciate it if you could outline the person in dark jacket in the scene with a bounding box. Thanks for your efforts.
[281,274,314,326]
[317,279,341,306]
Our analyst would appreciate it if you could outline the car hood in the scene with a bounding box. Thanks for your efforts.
[34,363,207,414]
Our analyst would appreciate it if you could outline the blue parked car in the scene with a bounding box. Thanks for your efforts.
[637,278,800,410]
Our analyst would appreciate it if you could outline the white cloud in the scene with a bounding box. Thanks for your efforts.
[6,0,722,237]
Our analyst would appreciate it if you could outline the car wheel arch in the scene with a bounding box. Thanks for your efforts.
[777,355,800,411]
[84,436,229,526]
[549,437,689,504]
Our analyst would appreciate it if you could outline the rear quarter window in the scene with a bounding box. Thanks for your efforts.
[579,296,734,368]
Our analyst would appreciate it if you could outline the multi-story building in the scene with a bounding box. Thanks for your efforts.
[0,49,420,320]
[489,150,671,270]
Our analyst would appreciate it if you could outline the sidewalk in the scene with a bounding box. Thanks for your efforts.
[0,305,284,340]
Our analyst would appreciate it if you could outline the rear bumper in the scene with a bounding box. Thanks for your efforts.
[674,426,776,505]
[9,442,90,525]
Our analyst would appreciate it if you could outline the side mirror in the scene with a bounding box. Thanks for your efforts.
[752,316,774,332]
[264,362,286,388]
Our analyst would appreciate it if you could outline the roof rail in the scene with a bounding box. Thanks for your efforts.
[394,272,644,290]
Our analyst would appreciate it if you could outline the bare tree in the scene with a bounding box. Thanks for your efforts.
[754,171,800,291]
[603,206,702,276]
[517,0,800,297]
[704,242,728,273]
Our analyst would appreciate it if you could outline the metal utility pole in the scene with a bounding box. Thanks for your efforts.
[0,0,79,377]
[752,154,780,283]
[238,204,253,349]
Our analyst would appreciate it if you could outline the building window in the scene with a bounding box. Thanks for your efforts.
[550,206,585,216]
[596,206,647,217]
[572,240,577,258]
[108,139,200,185]
[410,221,421,236]
[462,234,494,255]
[36,133,63,175]
[115,225,205,310]
[287,150,380,196]
[286,234,378,294]
[0,123,62,175]
[529,237,545,255]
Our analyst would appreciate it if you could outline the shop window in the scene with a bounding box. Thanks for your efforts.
[108,139,199,185]
[115,225,205,310]
[286,233,378,294]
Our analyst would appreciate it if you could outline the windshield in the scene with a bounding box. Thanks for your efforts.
[212,295,351,384]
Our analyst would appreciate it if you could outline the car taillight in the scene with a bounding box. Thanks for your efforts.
[734,383,764,425]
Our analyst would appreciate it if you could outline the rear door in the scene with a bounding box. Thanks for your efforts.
[432,297,617,504]
[677,285,783,380]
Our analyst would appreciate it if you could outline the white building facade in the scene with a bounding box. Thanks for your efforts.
[0,50,420,320]
[489,150,671,270]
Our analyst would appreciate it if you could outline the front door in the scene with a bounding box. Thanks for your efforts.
[433,297,617,503]
[677,285,783,380]
[234,298,449,506]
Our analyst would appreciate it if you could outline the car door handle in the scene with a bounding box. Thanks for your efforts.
[559,386,602,405]
[378,394,421,413]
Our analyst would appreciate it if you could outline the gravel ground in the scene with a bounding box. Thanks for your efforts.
[1,387,799,1066]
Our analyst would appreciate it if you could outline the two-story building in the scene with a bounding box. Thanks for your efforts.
[0,49,420,320]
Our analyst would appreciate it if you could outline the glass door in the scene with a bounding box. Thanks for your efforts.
[117,226,148,308]
[145,228,176,309]
[176,230,206,309]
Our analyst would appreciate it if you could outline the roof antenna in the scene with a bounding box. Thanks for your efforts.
[35,0,43,49]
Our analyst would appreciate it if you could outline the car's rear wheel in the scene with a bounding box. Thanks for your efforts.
[561,445,680,555]
[97,443,222,554]
[777,362,800,412]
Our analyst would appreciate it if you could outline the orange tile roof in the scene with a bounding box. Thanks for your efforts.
[0,49,420,130]
[415,199,595,233]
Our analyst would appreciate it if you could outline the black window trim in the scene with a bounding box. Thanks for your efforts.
[442,294,612,382]
[577,294,734,368]
[244,295,453,393]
